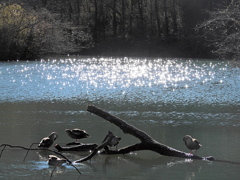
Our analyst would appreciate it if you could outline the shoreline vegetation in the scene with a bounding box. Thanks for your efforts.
[0,1,239,61]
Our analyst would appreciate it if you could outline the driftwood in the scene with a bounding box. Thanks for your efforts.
[55,143,98,151]
[75,105,214,163]
[73,131,121,163]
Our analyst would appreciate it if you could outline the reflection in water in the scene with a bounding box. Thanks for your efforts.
[167,159,199,180]
[167,158,194,167]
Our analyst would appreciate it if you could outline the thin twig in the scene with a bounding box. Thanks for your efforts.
[23,143,38,162]
[0,144,81,175]
[50,166,57,179]
[0,145,6,158]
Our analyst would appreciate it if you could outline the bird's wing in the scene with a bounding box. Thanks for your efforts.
[48,155,58,159]
[193,139,201,146]
[72,129,84,135]
[72,129,88,136]
[41,137,52,147]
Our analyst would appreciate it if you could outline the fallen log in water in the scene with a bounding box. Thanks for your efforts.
[74,105,214,163]
[55,143,98,151]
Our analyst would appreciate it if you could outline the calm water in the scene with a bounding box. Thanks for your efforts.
[0,57,240,179]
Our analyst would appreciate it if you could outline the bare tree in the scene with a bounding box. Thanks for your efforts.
[197,0,240,60]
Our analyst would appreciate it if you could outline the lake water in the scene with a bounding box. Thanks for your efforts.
[0,57,240,179]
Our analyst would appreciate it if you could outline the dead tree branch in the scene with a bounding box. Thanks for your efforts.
[73,131,118,163]
[55,143,97,152]
[84,105,214,161]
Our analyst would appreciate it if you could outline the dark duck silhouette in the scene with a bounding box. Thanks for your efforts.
[65,128,90,144]
[102,131,121,150]
[183,135,202,154]
[109,135,121,149]
[38,132,58,149]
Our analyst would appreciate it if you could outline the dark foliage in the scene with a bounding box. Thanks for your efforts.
[0,0,235,60]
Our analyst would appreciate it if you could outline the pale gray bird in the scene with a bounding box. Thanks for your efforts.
[183,135,202,154]
[38,132,58,148]
[65,128,89,142]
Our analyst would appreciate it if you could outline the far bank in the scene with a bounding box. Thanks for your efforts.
[79,37,214,59]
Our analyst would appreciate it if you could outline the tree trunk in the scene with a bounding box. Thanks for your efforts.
[137,0,144,34]
[121,0,125,36]
[154,0,161,37]
[93,0,98,41]
[75,105,214,163]
[171,0,178,36]
[112,0,117,36]
[163,0,169,37]
[129,0,134,35]
[149,0,153,37]
[75,0,81,25]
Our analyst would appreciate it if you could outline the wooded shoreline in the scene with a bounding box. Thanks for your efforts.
[1,0,238,61]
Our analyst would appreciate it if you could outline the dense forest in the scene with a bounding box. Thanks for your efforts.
[0,0,239,60]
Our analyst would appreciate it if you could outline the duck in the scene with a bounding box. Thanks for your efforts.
[38,132,58,149]
[109,135,121,149]
[102,131,121,150]
[48,155,67,166]
[65,128,89,143]
[183,135,202,154]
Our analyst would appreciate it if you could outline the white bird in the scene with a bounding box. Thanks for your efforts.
[38,132,58,148]
[183,135,202,154]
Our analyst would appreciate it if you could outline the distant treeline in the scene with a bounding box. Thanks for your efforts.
[0,0,238,60]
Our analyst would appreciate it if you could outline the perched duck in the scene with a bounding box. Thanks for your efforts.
[48,155,67,166]
[183,135,202,154]
[102,131,121,150]
[38,132,58,149]
[65,129,89,143]
[109,135,121,149]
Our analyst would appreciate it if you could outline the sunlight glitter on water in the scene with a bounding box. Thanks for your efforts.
[0,57,239,106]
